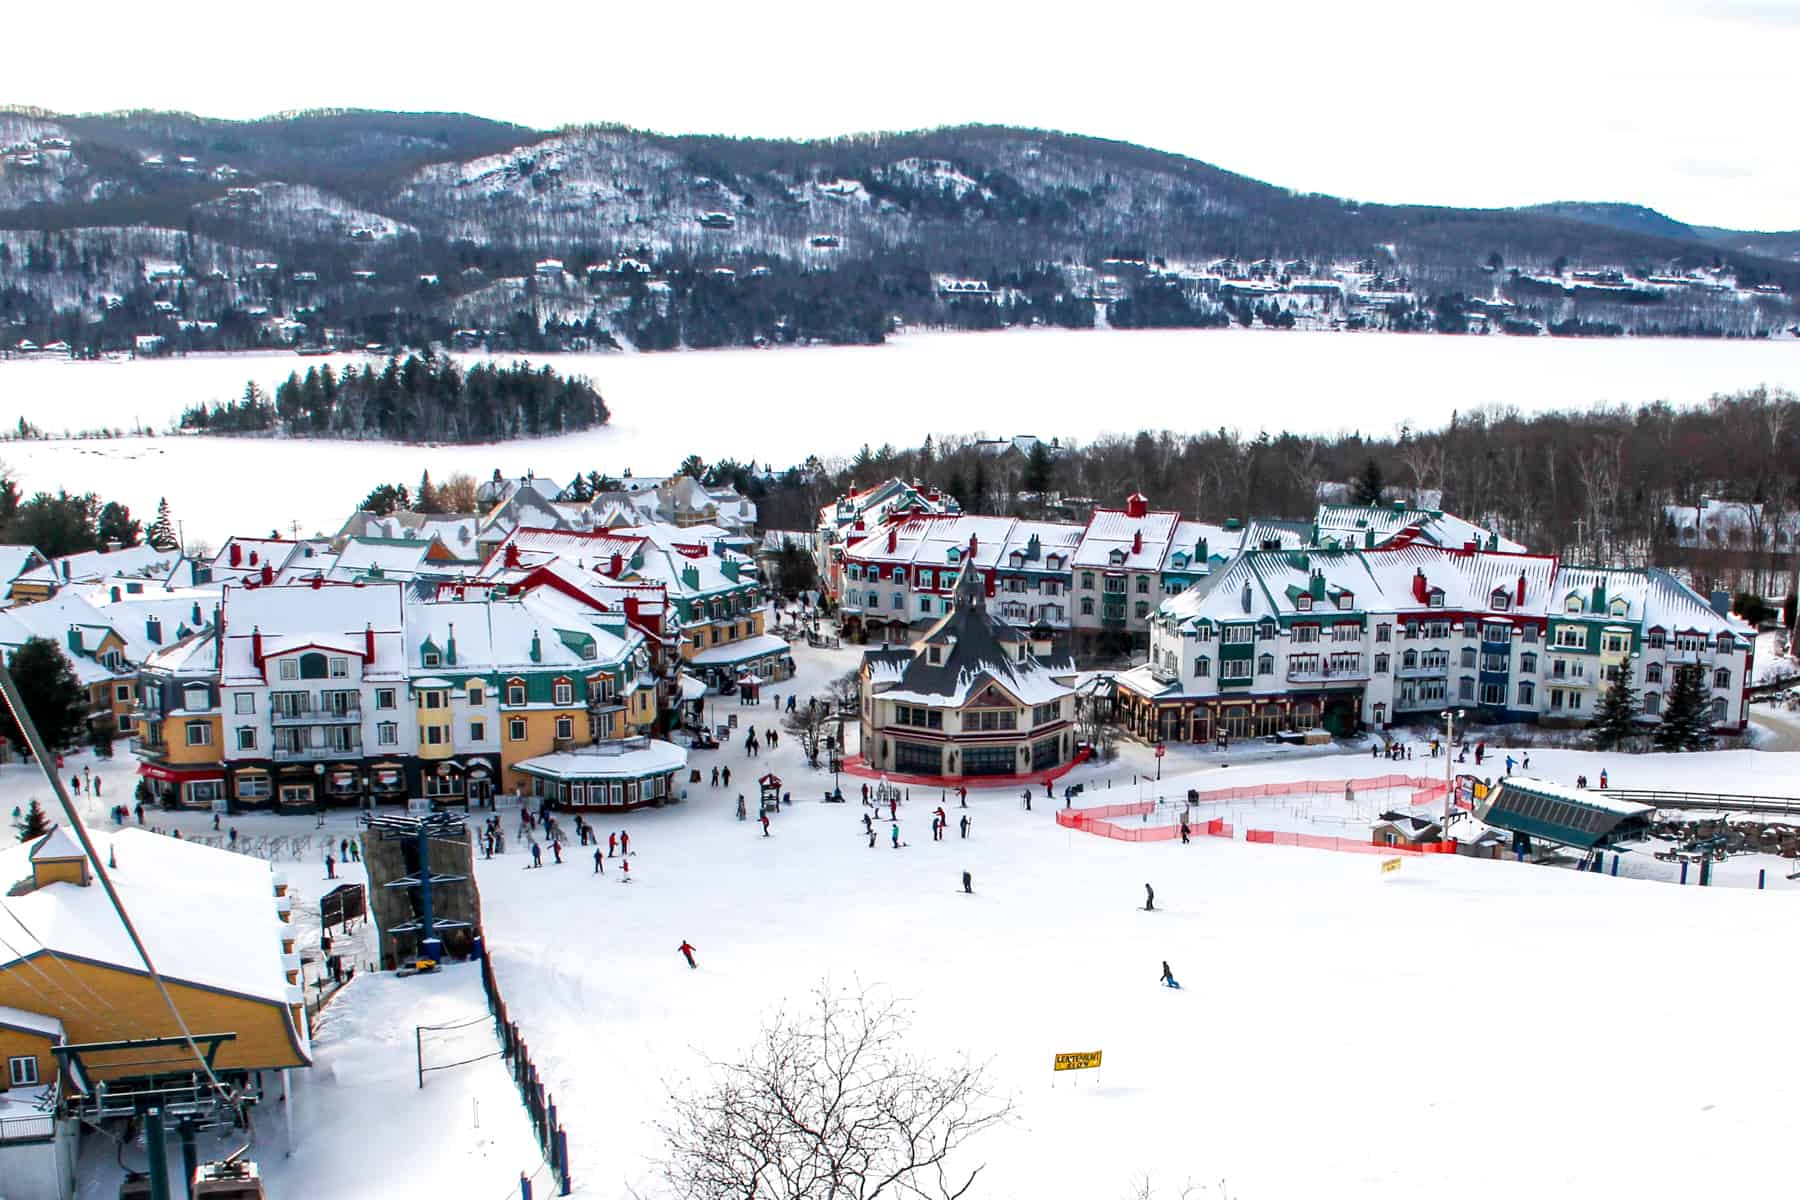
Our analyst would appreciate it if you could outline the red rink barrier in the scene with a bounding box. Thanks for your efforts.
[1057,774,1461,856]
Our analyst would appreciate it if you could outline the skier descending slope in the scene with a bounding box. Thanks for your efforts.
[678,940,697,969]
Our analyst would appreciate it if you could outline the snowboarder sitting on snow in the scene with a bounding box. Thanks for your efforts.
[678,940,697,969]
[1160,960,1179,989]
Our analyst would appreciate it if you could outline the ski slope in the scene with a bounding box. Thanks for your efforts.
[467,644,1800,1199]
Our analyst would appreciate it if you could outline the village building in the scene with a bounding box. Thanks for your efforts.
[1068,493,1180,656]
[132,626,225,808]
[815,478,960,599]
[0,827,307,1199]
[859,566,1077,779]
[0,592,137,737]
[1115,544,1754,744]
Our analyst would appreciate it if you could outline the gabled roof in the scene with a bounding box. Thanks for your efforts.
[1072,501,1180,570]
[17,544,183,589]
[0,545,47,583]
[29,826,84,863]
[863,567,1074,708]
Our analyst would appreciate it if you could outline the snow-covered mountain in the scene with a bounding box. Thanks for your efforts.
[2,108,1796,355]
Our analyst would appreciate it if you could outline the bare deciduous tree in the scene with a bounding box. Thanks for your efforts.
[657,984,1012,1200]
[781,703,832,767]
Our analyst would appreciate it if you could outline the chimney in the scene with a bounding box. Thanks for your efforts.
[984,569,996,599]
[146,617,162,645]
[310,575,323,590]
[623,595,640,622]
[260,564,273,585]
[229,542,242,567]
[529,630,543,663]
[969,533,979,556]
[1125,493,1149,519]
[1197,536,1208,560]
[249,550,259,566]
[105,538,122,552]
[1516,572,1527,605]
[847,484,859,499]
[364,623,375,662]
[447,624,457,666]
[853,517,865,534]
[610,551,623,576]
[1240,582,1252,613]
[504,543,522,569]
[1310,571,1325,601]
[66,625,81,652]
[252,625,264,670]
[1710,589,1730,617]
[887,528,897,553]
[1132,530,1143,555]
[1412,569,1428,603]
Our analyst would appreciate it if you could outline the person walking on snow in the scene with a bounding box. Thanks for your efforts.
[761,812,771,837]
[1160,960,1179,989]
[711,765,720,787]
[962,870,972,894]
[325,853,335,879]
[593,848,603,874]
[1523,752,1531,771]
[608,832,617,858]
[552,840,563,865]
[889,798,898,820]
[1144,883,1155,911]
[620,830,630,856]
[722,765,731,788]
[959,813,970,839]
[1505,754,1515,776]
[530,842,542,868]
[1599,769,1608,789]
[678,940,697,969]
[1180,817,1190,845]
[890,822,900,849]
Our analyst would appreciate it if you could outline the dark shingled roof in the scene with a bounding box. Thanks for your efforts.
[862,564,1072,702]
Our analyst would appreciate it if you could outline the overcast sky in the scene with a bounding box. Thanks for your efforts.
[12,0,1797,231]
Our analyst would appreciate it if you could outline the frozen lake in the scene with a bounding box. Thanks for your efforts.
[2,327,1795,544]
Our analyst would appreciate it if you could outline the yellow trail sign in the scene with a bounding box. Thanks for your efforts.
[1054,1051,1103,1071]
[1380,857,1403,875]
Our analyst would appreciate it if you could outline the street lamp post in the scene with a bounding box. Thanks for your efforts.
[1442,708,1464,832]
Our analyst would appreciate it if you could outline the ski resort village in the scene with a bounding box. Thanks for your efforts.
[0,460,1798,1200]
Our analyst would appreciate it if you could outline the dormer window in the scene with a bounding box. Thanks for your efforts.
[1490,589,1510,611]
[1109,549,1126,566]
[1564,593,1583,613]
[423,651,441,668]
[1009,552,1023,567]
[1610,599,1629,617]
[1336,593,1353,610]
[1047,555,1063,570]
[1171,554,1188,570]
[1296,594,1312,611]
[1428,591,1445,608]
[928,646,941,665]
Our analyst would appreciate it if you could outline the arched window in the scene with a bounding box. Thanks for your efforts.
[1644,662,1662,683]
[1713,668,1730,689]
[1256,654,1274,676]
[1193,656,1211,678]
[1402,649,1418,668]
[1711,697,1728,723]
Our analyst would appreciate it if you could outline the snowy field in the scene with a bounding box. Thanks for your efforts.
[6,326,1800,544]
[7,635,1800,1198]
[463,643,1800,1200]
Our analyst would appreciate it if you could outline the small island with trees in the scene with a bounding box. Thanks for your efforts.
[179,354,609,442]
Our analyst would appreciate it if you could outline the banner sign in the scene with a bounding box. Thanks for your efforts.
[1053,1051,1103,1071]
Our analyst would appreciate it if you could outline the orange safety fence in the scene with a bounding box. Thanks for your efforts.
[1057,775,1463,856]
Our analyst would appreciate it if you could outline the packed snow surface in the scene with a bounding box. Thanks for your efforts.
[7,326,1800,543]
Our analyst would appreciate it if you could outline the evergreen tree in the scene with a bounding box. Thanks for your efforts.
[14,799,51,841]
[96,501,140,548]
[1020,441,1055,498]
[774,537,820,596]
[0,638,88,752]
[678,455,706,480]
[1589,660,1640,750]
[360,483,407,516]
[145,497,179,551]
[1655,664,1714,752]
[1354,458,1385,506]
[416,471,442,514]
[5,490,97,557]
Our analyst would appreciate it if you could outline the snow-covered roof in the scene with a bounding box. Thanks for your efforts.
[0,544,46,583]
[1496,777,1653,818]
[0,828,297,1011]
[514,738,687,780]
[219,580,407,683]
[1313,503,1524,555]
[29,826,85,861]
[687,632,792,666]
[18,544,183,589]
[0,1005,63,1039]
[1072,498,1180,571]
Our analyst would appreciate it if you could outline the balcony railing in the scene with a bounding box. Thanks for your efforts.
[271,741,361,761]
[272,705,361,725]
[1395,662,1449,678]
[1286,661,1369,683]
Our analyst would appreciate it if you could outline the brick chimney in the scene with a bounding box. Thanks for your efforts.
[1125,492,1149,519]
[1412,568,1428,603]
[364,623,375,662]
[504,542,522,569]
[1516,572,1527,605]
[260,563,273,585]
[229,542,242,567]
[251,626,264,670]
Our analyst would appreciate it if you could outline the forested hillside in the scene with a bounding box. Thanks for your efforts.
[2,108,1797,355]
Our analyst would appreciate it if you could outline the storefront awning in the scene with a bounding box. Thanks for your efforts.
[138,763,224,783]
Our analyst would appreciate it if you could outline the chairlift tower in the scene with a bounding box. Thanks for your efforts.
[366,811,471,962]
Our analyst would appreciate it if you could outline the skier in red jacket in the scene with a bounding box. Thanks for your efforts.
[678,940,697,969]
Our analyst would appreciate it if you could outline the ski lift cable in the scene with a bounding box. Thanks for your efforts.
[0,901,125,1024]
[0,663,238,1110]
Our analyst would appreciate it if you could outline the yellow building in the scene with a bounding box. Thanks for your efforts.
[0,827,309,1093]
